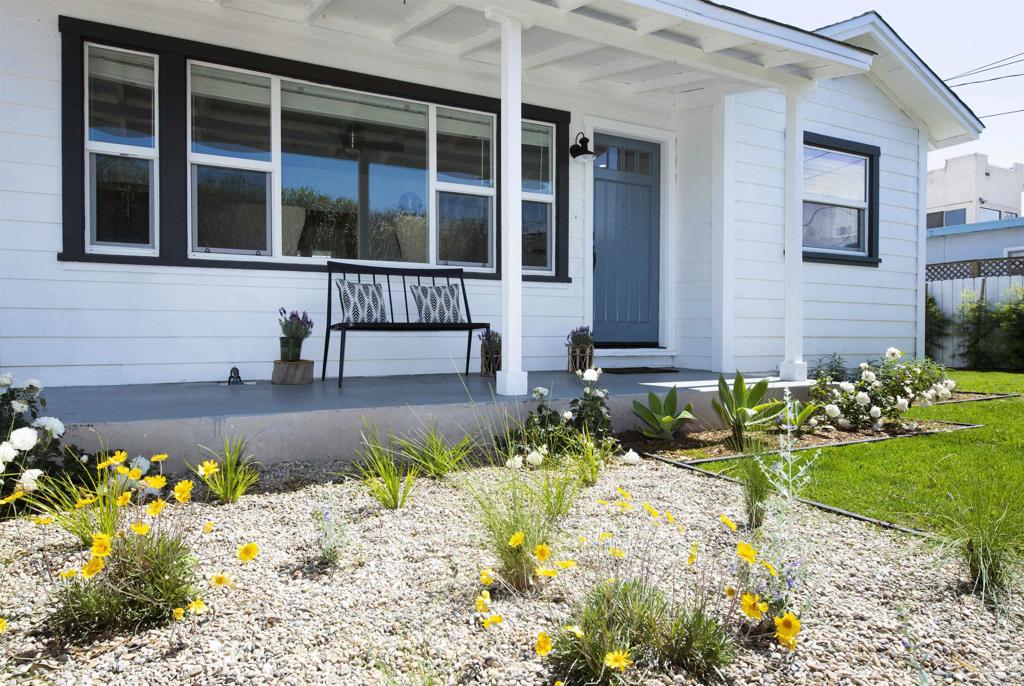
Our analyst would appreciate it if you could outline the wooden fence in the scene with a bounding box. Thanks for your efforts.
[926,275,1024,367]
[925,256,1024,281]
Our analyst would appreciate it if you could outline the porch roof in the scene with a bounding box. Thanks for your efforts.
[207,0,876,100]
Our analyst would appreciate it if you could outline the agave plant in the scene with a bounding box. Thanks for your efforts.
[711,372,783,451]
[632,387,695,440]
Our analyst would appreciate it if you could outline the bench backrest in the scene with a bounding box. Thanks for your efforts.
[325,260,474,325]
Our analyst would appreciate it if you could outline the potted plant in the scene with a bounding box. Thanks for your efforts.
[566,325,594,373]
[273,308,314,385]
[479,329,501,377]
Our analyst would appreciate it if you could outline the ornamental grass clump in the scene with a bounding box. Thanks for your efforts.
[356,423,417,510]
[527,467,580,519]
[192,435,260,504]
[563,428,613,487]
[395,425,473,479]
[735,452,772,530]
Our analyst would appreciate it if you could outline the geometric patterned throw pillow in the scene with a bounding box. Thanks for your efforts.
[409,284,464,324]
[336,280,389,324]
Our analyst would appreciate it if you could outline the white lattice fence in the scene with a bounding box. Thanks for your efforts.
[927,275,1024,367]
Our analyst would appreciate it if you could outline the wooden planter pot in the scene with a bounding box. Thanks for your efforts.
[480,346,501,377]
[567,344,594,373]
[272,359,313,385]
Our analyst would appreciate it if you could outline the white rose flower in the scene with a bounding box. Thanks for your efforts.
[943,379,956,391]
[18,468,44,493]
[538,444,549,456]
[9,427,38,452]
[807,417,818,428]
[859,362,870,371]
[0,441,17,464]
[825,404,841,418]
[620,449,641,465]
[895,397,909,412]
[869,406,881,419]
[938,387,951,401]
[885,347,902,360]
[872,420,884,431]
[532,387,549,400]
[18,378,43,392]
[837,418,851,429]
[0,374,12,387]
[562,410,573,421]
[9,400,28,414]
[505,455,524,469]
[861,370,876,383]
[924,389,935,402]
[582,368,601,382]
[593,389,606,399]
[839,381,855,393]
[33,416,65,437]
[855,392,870,406]
[871,380,881,389]
[526,449,544,467]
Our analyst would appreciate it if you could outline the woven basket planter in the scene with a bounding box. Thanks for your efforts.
[567,344,594,374]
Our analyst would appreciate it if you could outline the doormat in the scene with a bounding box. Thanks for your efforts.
[602,366,680,374]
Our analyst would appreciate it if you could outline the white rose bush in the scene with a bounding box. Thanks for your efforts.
[809,350,951,430]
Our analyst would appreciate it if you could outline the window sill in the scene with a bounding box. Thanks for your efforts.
[802,251,881,267]
[57,252,572,282]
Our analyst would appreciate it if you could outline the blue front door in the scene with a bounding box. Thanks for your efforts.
[593,134,660,346]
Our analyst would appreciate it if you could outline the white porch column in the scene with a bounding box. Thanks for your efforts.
[780,90,807,382]
[492,10,529,396]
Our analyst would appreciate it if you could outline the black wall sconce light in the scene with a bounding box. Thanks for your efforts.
[569,132,596,162]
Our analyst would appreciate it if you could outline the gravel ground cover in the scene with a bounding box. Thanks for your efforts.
[1,460,1021,686]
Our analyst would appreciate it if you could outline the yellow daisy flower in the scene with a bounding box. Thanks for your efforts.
[720,514,738,531]
[612,500,633,512]
[534,631,552,657]
[642,502,660,519]
[237,542,259,562]
[0,618,6,633]
[507,531,525,548]
[535,567,558,578]
[533,543,551,562]
[197,460,220,478]
[474,590,490,612]
[607,547,625,559]
[116,492,132,507]
[202,521,215,534]
[0,492,25,505]
[32,516,54,526]
[479,568,495,586]
[143,475,167,490]
[598,531,613,542]
[187,597,207,614]
[762,560,778,577]
[172,607,185,621]
[210,572,235,588]
[554,559,577,570]
[615,486,632,501]
[146,498,166,517]
[90,533,112,558]
[130,522,150,536]
[59,568,79,579]
[687,542,699,565]
[115,466,130,475]
[564,624,585,639]
[128,467,142,481]
[74,496,96,509]
[81,556,105,579]
[481,614,503,629]
[173,480,193,504]
[724,586,737,599]
[740,593,768,620]
[110,450,128,464]
[736,541,758,564]
[151,453,169,462]
[664,510,675,524]
[774,612,801,651]
[603,648,632,672]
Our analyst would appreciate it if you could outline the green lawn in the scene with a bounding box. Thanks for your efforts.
[702,371,1024,532]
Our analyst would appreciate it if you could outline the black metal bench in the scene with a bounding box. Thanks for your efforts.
[322,260,491,388]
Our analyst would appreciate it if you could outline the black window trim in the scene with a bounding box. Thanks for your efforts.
[802,131,881,267]
[58,16,571,283]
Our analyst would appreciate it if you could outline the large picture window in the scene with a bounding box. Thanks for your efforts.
[85,44,158,254]
[802,132,880,266]
[61,19,569,280]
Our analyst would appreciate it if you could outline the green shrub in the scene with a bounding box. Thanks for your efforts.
[50,529,198,637]
[631,387,695,440]
[395,426,473,479]
[711,372,782,451]
[663,603,734,681]
[735,455,772,530]
[957,291,1000,369]
[570,369,613,439]
[356,424,417,510]
[808,353,848,381]
[563,429,611,487]
[193,436,260,504]
[993,285,1024,369]
[924,292,951,361]
[465,471,556,592]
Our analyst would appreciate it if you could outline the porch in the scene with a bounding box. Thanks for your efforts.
[46,369,810,467]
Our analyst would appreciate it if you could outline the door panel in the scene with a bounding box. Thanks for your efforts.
[592,133,660,345]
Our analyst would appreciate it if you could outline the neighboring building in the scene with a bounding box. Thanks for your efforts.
[927,217,1024,264]
[927,154,1024,228]
[0,2,982,390]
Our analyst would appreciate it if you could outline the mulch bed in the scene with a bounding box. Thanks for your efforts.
[935,390,1019,404]
[618,419,979,464]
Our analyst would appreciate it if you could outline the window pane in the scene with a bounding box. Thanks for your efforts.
[280,81,428,262]
[522,122,552,193]
[523,201,551,270]
[88,46,155,147]
[438,192,491,266]
[437,108,492,187]
[945,208,966,226]
[803,202,864,252]
[191,65,271,161]
[979,207,1000,222]
[803,146,866,201]
[91,153,152,245]
[193,165,269,253]
[926,211,944,229]
[1006,212,1018,219]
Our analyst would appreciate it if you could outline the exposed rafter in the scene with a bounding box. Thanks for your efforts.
[390,3,456,44]
[698,33,753,53]
[302,0,334,24]
[758,49,810,69]
[450,27,500,57]
[576,57,661,83]
[631,14,680,36]
[557,0,594,12]
[523,40,601,70]
[627,70,706,95]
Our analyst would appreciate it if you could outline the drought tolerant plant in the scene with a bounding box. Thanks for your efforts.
[927,456,1023,604]
[356,423,418,510]
[993,285,1024,369]
[631,387,695,440]
[310,507,347,567]
[518,386,577,458]
[193,435,260,504]
[563,428,613,487]
[735,453,772,530]
[924,292,951,361]
[570,368,612,439]
[711,372,782,451]
[278,307,314,340]
[395,425,473,479]
[957,291,999,369]
[663,602,735,680]
[808,353,848,382]
[527,467,580,519]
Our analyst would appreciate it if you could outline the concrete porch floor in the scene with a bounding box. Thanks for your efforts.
[48,369,809,468]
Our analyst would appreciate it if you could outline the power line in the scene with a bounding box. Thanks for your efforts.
[950,73,1024,87]
[979,108,1024,119]
[946,52,1024,80]
[947,57,1024,81]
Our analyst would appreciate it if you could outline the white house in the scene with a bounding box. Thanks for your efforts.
[0,0,982,395]
[927,153,1023,229]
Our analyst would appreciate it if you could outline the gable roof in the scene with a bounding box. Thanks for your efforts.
[816,11,983,149]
